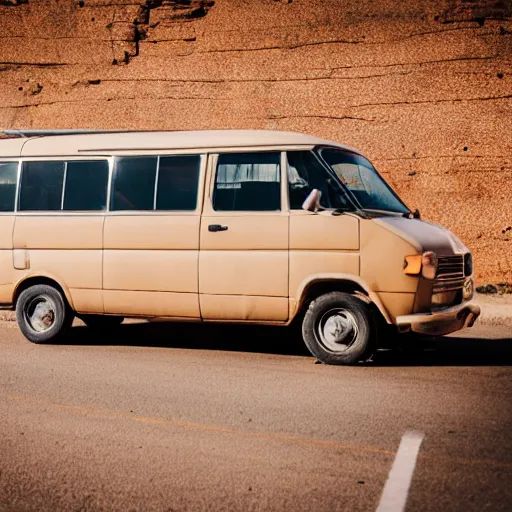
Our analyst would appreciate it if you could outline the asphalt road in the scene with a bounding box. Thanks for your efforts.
[1,320,511,512]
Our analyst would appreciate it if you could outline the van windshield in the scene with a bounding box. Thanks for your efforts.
[318,148,410,214]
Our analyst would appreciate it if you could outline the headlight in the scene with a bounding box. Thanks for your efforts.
[464,253,473,277]
[421,251,438,280]
[463,278,474,300]
[403,251,438,279]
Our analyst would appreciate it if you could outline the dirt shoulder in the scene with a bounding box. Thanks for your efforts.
[474,293,512,327]
[0,311,15,322]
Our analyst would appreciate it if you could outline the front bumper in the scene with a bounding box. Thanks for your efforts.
[396,302,481,336]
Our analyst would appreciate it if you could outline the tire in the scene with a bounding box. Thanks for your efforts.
[302,291,375,365]
[16,284,73,344]
[80,314,124,330]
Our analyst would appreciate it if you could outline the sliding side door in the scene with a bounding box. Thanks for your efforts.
[103,154,205,318]
[199,151,289,322]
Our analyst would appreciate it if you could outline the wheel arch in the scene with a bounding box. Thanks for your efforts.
[13,274,75,310]
[292,274,392,325]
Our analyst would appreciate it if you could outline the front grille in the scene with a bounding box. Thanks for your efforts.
[436,255,464,281]
[433,279,465,293]
[432,255,465,309]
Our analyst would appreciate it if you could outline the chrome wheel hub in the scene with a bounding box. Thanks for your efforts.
[25,295,56,332]
[316,308,358,352]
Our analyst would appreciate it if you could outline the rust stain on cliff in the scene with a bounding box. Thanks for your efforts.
[437,0,512,25]
[107,0,215,65]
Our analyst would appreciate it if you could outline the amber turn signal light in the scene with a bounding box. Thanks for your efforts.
[403,254,422,275]
[403,252,438,279]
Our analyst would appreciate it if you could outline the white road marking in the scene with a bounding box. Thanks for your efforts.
[376,430,425,512]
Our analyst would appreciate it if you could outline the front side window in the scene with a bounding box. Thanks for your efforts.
[111,157,157,211]
[156,155,200,211]
[19,161,65,211]
[320,149,409,214]
[213,152,281,211]
[63,160,109,211]
[0,162,18,212]
[287,151,352,210]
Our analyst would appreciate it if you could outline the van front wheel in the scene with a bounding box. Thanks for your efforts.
[302,292,374,365]
[16,284,73,344]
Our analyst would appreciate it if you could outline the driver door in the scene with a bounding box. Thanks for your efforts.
[287,150,360,302]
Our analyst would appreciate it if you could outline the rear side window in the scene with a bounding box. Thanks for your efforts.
[63,161,109,211]
[213,152,281,211]
[156,155,200,211]
[111,157,157,211]
[0,162,18,212]
[19,160,109,212]
[19,161,65,211]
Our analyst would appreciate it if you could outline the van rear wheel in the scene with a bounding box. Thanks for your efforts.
[302,291,375,365]
[80,315,124,330]
[16,284,73,344]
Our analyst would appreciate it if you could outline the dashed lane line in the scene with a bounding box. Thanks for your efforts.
[376,431,424,512]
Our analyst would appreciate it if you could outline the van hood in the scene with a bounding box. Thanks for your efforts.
[373,217,469,255]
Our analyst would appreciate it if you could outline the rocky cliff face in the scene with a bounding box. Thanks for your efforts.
[1,0,511,285]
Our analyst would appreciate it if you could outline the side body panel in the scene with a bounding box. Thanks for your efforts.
[359,218,419,321]
[12,215,104,313]
[199,214,289,321]
[103,214,201,317]
[289,211,360,315]
[0,216,16,304]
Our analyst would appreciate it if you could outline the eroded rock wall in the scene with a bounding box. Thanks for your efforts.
[1,0,511,284]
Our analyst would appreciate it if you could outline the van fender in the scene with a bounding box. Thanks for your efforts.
[293,273,392,324]
[13,272,76,310]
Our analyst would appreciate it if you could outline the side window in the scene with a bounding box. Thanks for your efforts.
[287,151,350,210]
[63,160,109,211]
[213,152,281,211]
[111,157,157,211]
[156,155,200,211]
[0,162,18,212]
[19,161,65,211]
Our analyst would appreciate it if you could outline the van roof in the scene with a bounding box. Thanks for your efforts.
[0,129,362,157]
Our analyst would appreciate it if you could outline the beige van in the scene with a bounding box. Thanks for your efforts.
[0,129,480,364]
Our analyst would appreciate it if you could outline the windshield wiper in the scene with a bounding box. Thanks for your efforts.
[331,206,355,216]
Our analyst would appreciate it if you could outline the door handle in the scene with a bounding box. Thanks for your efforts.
[208,224,228,232]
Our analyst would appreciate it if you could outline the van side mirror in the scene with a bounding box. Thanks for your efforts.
[405,208,421,219]
[302,189,321,213]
